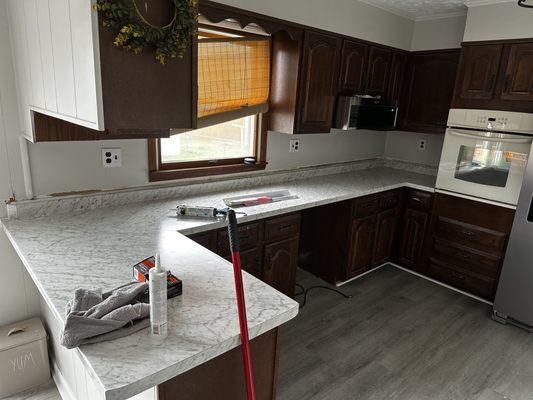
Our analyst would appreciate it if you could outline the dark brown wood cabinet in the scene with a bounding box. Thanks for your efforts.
[338,40,368,94]
[296,31,342,133]
[453,40,533,113]
[347,215,376,278]
[400,50,460,134]
[425,193,515,300]
[500,43,533,101]
[373,207,400,266]
[366,46,392,96]
[387,51,409,103]
[398,209,428,271]
[263,237,299,297]
[188,212,300,297]
[456,44,503,100]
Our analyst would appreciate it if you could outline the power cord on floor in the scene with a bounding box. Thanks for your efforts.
[295,283,352,309]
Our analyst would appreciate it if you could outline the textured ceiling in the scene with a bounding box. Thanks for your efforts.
[359,0,468,20]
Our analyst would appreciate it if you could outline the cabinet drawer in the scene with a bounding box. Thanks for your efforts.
[225,247,262,279]
[379,191,400,211]
[264,213,301,242]
[353,195,379,217]
[188,230,217,253]
[218,222,261,255]
[432,238,501,278]
[435,217,507,253]
[406,190,433,211]
[428,257,495,300]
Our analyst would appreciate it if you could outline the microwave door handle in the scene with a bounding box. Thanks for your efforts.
[449,130,532,144]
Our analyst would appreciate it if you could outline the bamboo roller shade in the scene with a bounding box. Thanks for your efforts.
[197,37,271,125]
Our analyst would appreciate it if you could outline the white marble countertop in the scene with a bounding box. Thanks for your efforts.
[0,166,435,400]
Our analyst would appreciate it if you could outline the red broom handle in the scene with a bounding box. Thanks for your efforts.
[227,209,256,400]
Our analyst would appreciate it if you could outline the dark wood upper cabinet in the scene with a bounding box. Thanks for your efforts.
[296,31,342,133]
[500,43,533,101]
[387,51,408,102]
[457,44,503,100]
[366,46,392,96]
[452,40,533,113]
[338,40,368,94]
[401,50,460,134]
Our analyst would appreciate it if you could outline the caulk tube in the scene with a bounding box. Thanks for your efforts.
[149,254,168,336]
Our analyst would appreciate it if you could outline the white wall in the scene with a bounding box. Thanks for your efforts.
[215,0,415,50]
[411,15,467,51]
[384,131,444,167]
[0,0,40,326]
[463,2,533,42]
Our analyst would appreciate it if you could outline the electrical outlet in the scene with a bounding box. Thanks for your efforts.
[102,148,122,167]
[418,140,427,151]
[289,139,300,153]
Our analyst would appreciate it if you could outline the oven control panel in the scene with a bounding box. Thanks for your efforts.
[448,109,533,135]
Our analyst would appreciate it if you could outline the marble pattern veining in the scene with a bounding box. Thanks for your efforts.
[1,166,435,400]
[7,159,433,220]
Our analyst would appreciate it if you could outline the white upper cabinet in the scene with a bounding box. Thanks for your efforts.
[6,0,103,141]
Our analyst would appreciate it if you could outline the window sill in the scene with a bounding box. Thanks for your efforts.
[149,162,267,182]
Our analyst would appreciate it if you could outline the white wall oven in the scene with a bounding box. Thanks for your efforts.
[437,109,533,206]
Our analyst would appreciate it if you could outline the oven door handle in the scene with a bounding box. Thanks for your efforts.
[448,130,533,144]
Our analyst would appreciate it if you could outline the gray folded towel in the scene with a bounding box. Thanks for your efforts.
[60,282,150,349]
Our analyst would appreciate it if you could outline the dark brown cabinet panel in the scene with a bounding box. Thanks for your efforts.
[401,50,460,133]
[297,31,342,133]
[189,230,218,253]
[500,43,533,101]
[373,208,399,266]
[425,193,515,300]
[338,40,368,94]
[366,47,392,95]
[457,44,503,100]
[263,237,299,297]
[225,247,263,279]
[398,208,429,271]
[387,51,408,102]
[347,215,376,278]
[452,40,533,113]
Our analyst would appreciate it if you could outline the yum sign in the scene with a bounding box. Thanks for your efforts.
[9,352,36,372]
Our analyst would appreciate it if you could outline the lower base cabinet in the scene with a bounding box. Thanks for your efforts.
[189,189,514,302]
[263,237,299,298]
[188,213,300,298]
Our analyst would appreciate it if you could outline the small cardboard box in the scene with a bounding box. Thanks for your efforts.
[0,318,50,398]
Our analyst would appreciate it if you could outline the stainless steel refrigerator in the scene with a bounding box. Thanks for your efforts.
[494,143,533,331]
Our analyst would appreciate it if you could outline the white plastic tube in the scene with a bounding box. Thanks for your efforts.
[149,254,167,336]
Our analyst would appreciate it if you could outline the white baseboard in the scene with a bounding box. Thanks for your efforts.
[389,263,493,306]
[51,358,75,400]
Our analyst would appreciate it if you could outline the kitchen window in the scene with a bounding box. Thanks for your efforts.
[149,20,270,182]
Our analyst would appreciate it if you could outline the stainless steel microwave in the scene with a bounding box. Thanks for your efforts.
[335,96,398,130]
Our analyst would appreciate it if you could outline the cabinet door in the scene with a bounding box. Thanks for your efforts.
[189,231,217,253]
[500,43,533,101]
[347,215,376,278]
[297,31,342,133]
[398,209,428,270]
[366,47,392,95]
[263,237,299,297]
[458,44,503,100]
[373,207,399,266]
[338,40,368,94]
[403,51,460,133]
[387,51,408,102]
[225,247,262,279]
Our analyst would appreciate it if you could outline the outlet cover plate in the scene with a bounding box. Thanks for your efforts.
[102,148,122,167]
[289,139,300,153]
[418,140,426,151]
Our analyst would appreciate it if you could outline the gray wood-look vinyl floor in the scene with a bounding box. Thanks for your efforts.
[277,264,533,400]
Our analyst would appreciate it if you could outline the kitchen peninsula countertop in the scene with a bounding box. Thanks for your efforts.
[0,166,435,400]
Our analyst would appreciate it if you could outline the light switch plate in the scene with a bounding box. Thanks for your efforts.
[102,148,122,167]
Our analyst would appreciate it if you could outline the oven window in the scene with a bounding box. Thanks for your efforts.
[454,145,517,187]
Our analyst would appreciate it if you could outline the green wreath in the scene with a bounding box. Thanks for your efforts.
[94,0,197,64]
